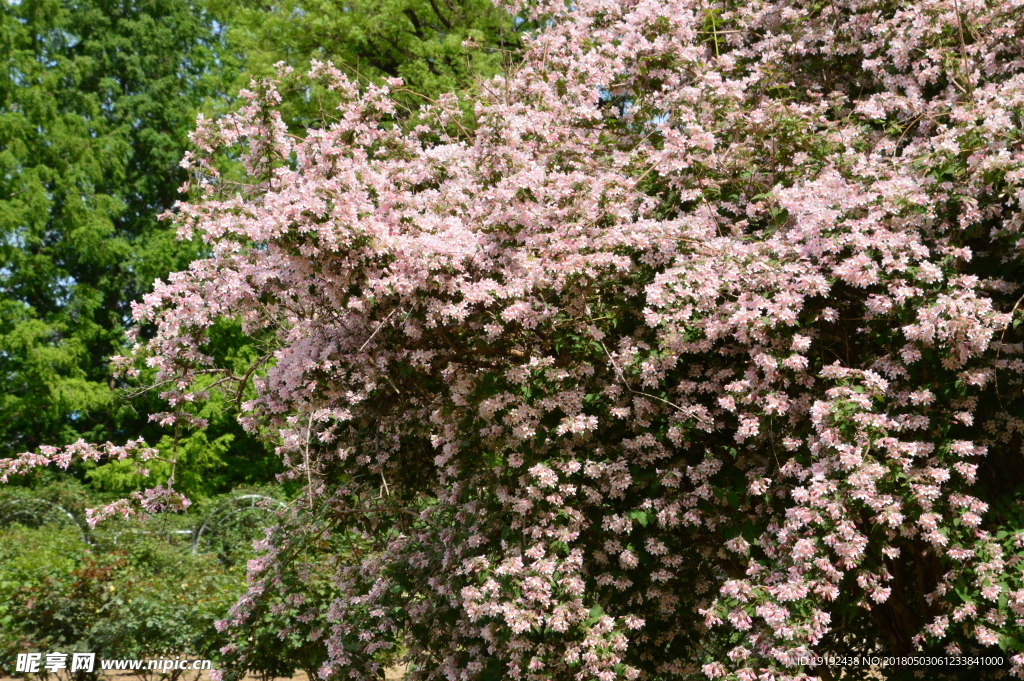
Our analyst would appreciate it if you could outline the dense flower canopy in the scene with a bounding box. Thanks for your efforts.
[14,0,1024,678]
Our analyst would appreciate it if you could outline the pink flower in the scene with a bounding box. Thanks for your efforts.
[702,662,728,679]
[728,609,753,631]
[975,626,1000,646]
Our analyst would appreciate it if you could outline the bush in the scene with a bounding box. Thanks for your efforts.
[0,520,243,681]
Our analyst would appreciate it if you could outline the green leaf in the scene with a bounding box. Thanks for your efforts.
[629,510,650,527]
[584,604,605,626]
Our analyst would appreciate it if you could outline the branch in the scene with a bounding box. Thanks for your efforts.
[235,353,273,411]
[586,305,690,415]
[425,0,452,30]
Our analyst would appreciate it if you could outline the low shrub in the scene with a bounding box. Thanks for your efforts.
[0,523,242,681]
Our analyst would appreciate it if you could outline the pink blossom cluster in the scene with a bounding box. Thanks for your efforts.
[18,0,1024,677]
[0,438,157,484]
[1,438,156,482]
[0,438,187,526]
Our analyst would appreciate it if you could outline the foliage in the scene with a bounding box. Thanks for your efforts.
[0,524,240,681]
[0,478,94,530]
[0,486,338,681]
[0,0,279,499]
[0,0,515,498]
[87,532,241,678]
[218,525,340,681]
[0,0,229,457]
[213,0,526,127]
[20,0,1024,679]
[0,514,248,681]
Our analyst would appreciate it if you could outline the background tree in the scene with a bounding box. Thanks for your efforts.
[213,0,524,127]
[0,0,293,495]
[0,0,228,457]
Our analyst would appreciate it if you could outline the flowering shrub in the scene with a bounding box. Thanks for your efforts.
[15,0,1024,678]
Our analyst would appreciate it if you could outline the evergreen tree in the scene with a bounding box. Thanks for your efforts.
[0,0,228,456]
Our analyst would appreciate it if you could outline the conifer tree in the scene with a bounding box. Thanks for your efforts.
[0,0,229,457]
